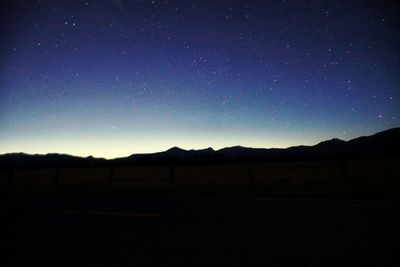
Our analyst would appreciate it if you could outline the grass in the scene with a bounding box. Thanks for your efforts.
[1,159,399,199]
[2,175,399,200]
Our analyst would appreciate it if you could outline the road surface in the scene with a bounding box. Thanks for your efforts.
[3,195,400,266]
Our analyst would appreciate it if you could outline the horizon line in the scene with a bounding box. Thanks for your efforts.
[2,126,398,160]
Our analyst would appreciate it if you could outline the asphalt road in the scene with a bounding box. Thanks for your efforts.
[3,195,400,266]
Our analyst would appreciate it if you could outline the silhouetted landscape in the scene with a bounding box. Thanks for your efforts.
[1,127,399,167]
[2,0,399,265]
[3,127,400,266]
[1,128,399,198]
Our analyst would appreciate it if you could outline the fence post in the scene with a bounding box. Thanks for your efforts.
[8,168,13,185]
[340,159,347,183]
[169,165,175,185]
[54,167,61,184]
[108,166,114,185]
[248,164,253,192]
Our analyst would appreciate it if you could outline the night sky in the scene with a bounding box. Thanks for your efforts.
[1,0,399,158]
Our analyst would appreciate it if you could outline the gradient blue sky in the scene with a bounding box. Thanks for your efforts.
[1,0,399,158]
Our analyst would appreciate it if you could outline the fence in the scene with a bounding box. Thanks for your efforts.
[1,158,399,187]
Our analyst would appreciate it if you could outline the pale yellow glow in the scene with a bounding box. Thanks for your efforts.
[0,132,325,159]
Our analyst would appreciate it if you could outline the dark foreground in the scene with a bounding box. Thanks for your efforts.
[3,195,400,266]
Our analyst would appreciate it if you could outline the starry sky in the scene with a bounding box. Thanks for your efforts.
[1,0,399,158]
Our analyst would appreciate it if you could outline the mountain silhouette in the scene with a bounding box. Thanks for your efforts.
[164,146,188,156]
[1,127,399,169]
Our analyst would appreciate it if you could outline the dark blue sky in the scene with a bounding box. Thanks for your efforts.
[1,0,399,158]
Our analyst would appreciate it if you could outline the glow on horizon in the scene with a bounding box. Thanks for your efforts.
[0,129,363,159]
[1,1,399,158]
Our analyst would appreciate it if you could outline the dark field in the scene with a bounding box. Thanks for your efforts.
[3,159,399,266]
[3,195,400,266]
[1,159,400,198]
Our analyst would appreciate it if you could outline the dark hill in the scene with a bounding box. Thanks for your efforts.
[0,153,107,169]
[0,127,399,169]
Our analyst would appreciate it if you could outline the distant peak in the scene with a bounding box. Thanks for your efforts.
[197,147,215,152]
[165,146,186,153]
[330,138,345,142]
[219,145,249,151]
[315,138,346,147]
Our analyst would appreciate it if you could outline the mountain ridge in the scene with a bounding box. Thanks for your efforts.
[1,127,399,168]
